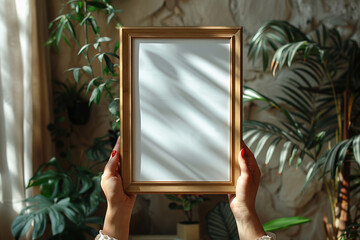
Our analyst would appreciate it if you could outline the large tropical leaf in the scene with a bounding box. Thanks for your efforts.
[206,202,238,240]
[12,157,104,240]
[304,135,360,186]
[248,20,308,71]
[243,84,333,171]
[244,120,307,173]
[11,196,77,239]
[263,216,311,232]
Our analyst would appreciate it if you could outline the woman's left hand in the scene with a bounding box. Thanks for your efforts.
[101,136,136,240]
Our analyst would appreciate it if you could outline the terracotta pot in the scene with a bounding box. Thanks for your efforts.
[176,222,199,240]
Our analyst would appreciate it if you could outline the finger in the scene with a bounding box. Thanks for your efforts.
[242,144,261,183]
[103,136,121,176]
[238,148,249,179]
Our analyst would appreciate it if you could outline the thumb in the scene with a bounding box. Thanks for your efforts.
[238,147,249,178]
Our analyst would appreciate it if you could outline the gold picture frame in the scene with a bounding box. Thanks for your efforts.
[119,27,242,194]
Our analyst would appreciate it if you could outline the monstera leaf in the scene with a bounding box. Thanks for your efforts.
[11,196,77,239]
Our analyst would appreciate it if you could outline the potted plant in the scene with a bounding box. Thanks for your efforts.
[54,79,90,125]
[166,194,204,240]
[245,19,360,239]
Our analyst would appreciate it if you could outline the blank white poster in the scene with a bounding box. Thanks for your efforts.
[133,39,231,181]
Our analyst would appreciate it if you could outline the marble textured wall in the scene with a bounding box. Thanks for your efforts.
[47,0,360,239]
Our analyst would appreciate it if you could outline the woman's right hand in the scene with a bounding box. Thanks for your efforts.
[228,144,266,239]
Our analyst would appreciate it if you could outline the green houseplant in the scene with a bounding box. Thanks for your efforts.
[245,20,360,238]
[11,157,103,239]
[11,1,122,239]
[166,194,204,224]
[166,194,204,239]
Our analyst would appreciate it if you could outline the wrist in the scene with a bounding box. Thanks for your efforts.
[107,201,133,216]
[235,209,266,239]
[234,206,256,222]
[103,203,133,240]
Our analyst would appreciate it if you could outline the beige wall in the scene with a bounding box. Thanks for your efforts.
[46,0,360,239]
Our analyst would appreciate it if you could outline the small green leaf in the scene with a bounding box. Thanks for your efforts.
[107,12,115,24]
[89,87,101,104]
[87,77,102,93]
[80,12,91,25]
[265,138,281,165]
[55,16,66,46]
[109,99,119,116]
[96,37,112,43]
[288,145,299,166]
[78,43,92,55]
[88,17,98,34]
[279,141,292,174]
[73,68,80,83]
[104,54,114,73]
[65,18,77,42]
[82,65,93,76]
[254,134,271,158]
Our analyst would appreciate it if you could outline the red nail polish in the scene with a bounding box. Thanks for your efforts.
[240,148,246,158]
[112,150,117,157]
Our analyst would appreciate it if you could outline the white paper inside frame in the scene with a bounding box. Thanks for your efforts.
[133,38,231,181]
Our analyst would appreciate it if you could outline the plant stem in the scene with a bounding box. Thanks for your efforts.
[324,62,342,143]
[323,171,336,229]
[83,0,94,78]
[336,72,351,237]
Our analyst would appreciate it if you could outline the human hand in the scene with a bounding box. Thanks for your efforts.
[228,144,266,239]
[101,136,136,239]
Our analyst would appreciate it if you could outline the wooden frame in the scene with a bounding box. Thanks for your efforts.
[119,27,242,194]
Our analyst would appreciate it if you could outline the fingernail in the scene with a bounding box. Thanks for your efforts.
[240,148,246,158]
[112,150,117,157]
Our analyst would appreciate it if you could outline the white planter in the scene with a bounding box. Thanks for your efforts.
[176,222,200,240]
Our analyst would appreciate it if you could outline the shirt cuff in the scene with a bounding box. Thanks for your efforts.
[95,230,118,240]
[256,232,276,240]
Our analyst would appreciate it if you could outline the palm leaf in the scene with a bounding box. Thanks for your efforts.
[279,141,293,174]
[248,20,308,71]
[305,137,359,186]
[254,134,272,159]
[244,86,304,140]
[353,135,360,166]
